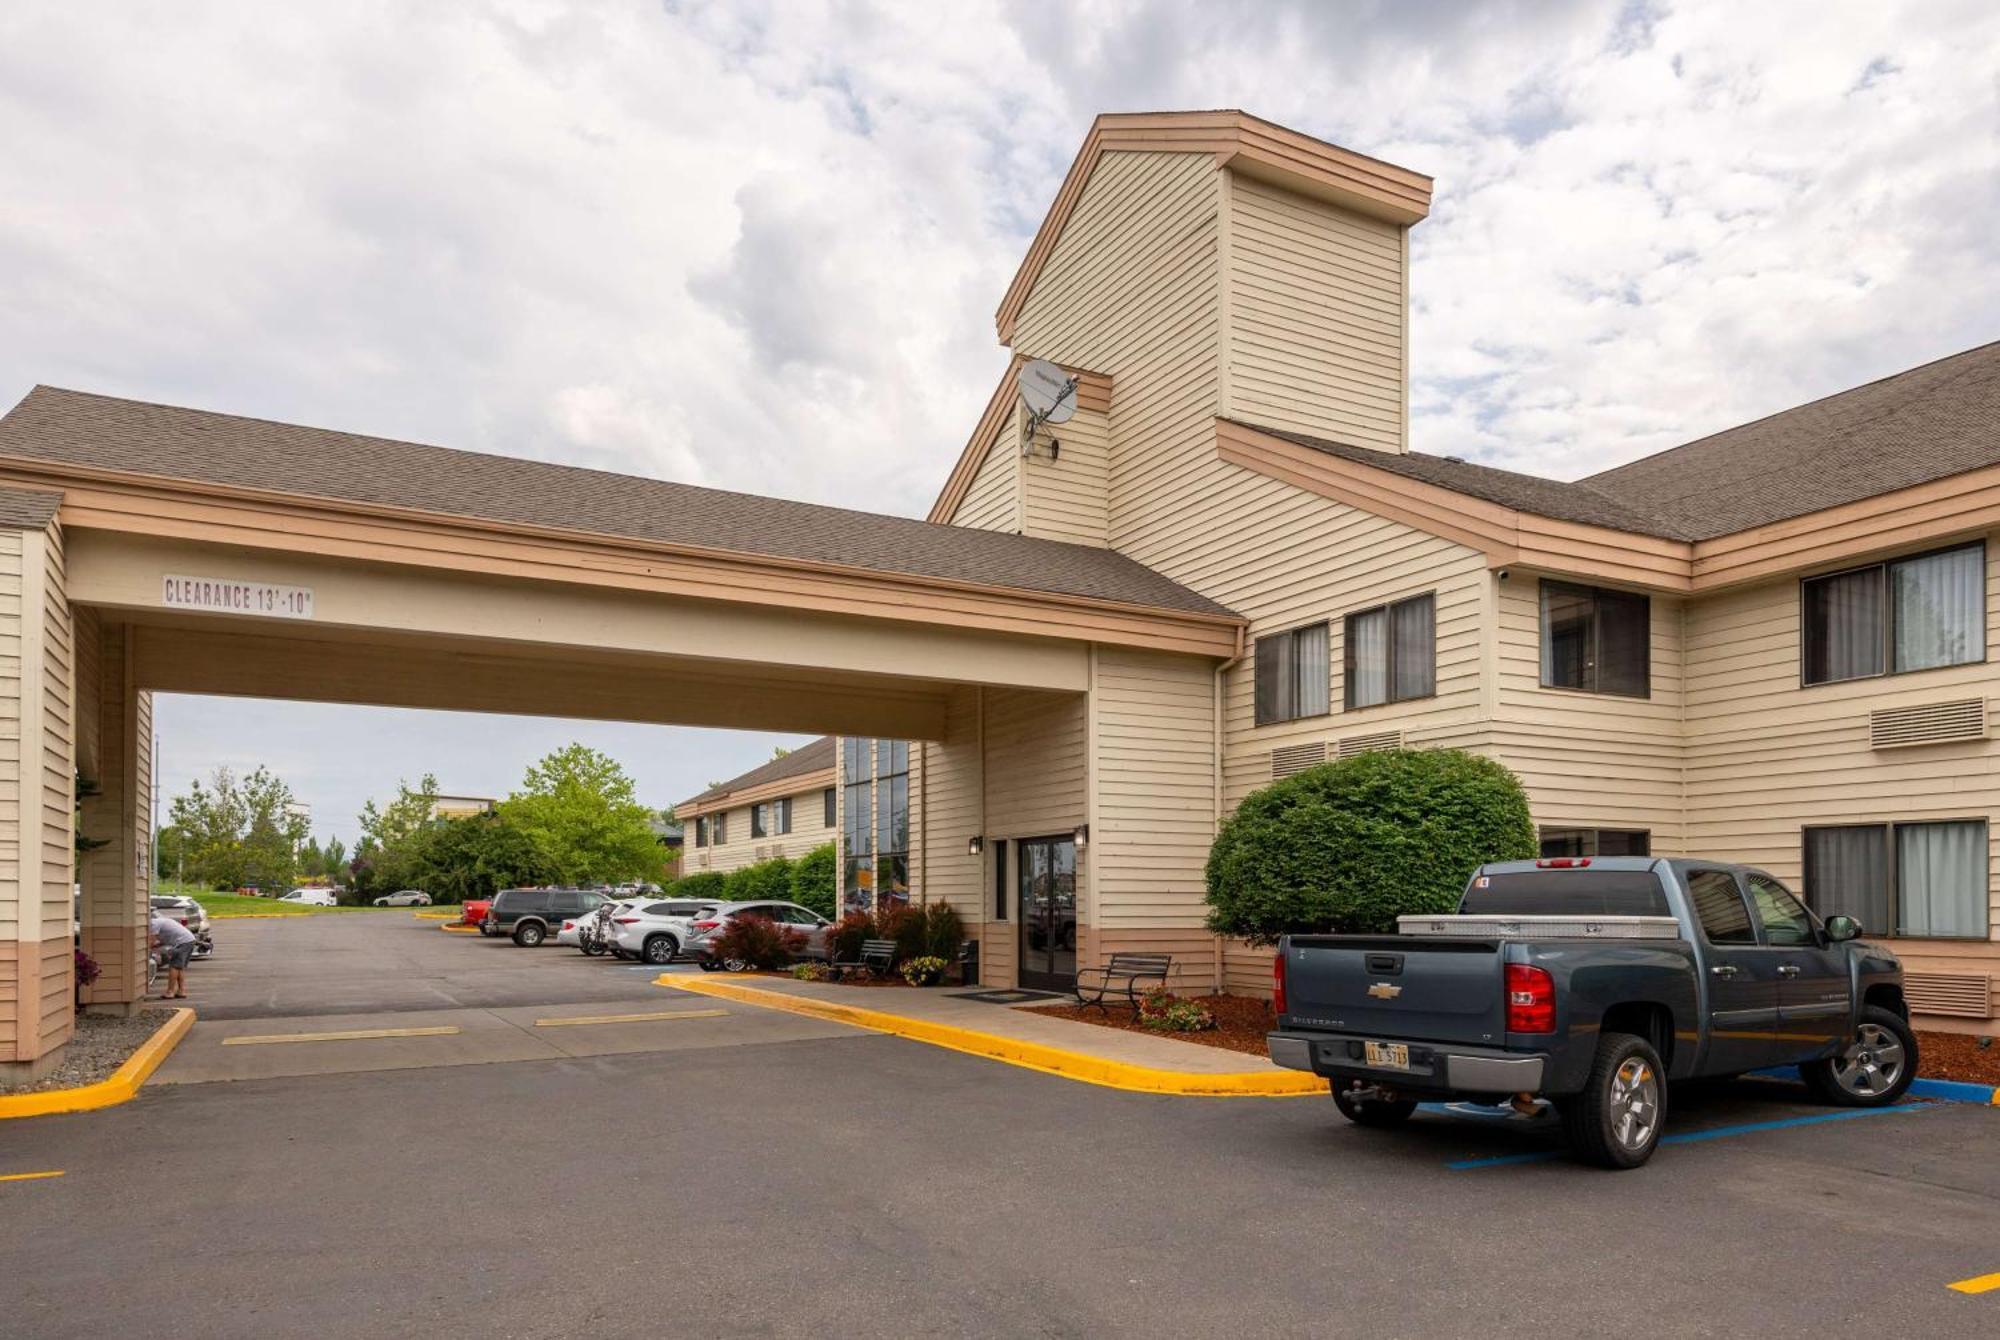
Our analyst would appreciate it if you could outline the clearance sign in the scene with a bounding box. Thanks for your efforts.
[161,574,315,621]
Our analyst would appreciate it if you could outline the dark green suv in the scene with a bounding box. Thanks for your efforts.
[484,887,610,947]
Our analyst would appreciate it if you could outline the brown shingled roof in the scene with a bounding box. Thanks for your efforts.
[0,387,1236,620]
[1245,340,2000,543]
[682,735,835,808]
[0,486,62,531]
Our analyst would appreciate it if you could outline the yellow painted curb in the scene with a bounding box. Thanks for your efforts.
[0,1008,194,1120]
[210,912,311,920]
[439,922,480,934]
[1948,1270,2000,1295]
[411,910,456,920]
[657,975,1327,1098]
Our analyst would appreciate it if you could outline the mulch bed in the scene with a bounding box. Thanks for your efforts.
[1915,1029,2000,1086]
[1026,995,1276,1057]
[0,1008,176,1094]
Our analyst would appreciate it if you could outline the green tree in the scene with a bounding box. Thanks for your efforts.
[723,856,793,903]
[353,775,441,894]
[1205,748,1535,944]
[165,766,310,891]
[499,744,662,885]
[406,812,553,904]
[155,823,189,882]
[789,842,837,918]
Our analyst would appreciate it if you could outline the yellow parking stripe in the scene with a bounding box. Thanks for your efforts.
[534,1009,728,1028]
[0,1170,64,1183]
[1948,1272,2000,1295]
[221,1026,461,1046]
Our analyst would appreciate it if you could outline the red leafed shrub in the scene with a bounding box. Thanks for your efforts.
[74,947,101,987]
[708,914,805,969]
[824,912,877,964]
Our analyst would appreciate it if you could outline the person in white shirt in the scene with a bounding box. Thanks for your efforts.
[149,912,195,1000]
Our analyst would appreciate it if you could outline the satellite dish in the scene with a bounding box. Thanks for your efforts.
[1017,359,1078,425]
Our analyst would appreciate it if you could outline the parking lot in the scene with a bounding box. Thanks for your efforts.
[3,913,1996,1338]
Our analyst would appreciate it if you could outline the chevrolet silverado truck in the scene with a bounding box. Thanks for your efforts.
[1266,857,1913,1168]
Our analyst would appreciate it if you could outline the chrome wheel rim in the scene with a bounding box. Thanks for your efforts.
[1608,1056,1660,1151]
[1833,1023,1906,1097]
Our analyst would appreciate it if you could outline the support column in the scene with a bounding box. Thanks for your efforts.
[78,617,150,1013]
[0,491,75,1076]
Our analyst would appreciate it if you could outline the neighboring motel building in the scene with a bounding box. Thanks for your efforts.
[677,736,837,875]
[3,110,2000,1073]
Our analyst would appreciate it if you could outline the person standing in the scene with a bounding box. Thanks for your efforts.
[149,910,195,1000]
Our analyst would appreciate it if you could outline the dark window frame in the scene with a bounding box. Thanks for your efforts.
[1799,540,1987,688]
[774,796,792,836]
[713,812,726,845]
[1537,827,1652,859]
[1802,818,1991,941]
[693,817,708,849]
[1343,591,1437,711]
[1539,579,1651,698]
[750,803,769,839]
[993,838,1009,922]
[1254,621,1332,726]
[823,787,836,828]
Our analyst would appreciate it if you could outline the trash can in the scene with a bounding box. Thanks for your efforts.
[959,938,979,988]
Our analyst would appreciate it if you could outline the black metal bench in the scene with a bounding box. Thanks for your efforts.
[831,938,900,981]
[1073,952,1173,1013]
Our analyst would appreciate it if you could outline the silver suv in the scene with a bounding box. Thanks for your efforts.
[689,901,832,970]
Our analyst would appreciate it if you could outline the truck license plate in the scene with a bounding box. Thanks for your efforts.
[1364,1041,1410,1070]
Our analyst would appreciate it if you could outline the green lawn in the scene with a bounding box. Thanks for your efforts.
[155,883,400,917]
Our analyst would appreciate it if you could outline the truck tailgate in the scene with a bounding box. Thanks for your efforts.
[1283,935,1507,1045]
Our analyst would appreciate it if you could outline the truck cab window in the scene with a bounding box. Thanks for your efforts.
[1746,875,1815,946]
[1688,870,1755,944]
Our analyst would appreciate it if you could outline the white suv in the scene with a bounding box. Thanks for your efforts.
[610,899,718,965]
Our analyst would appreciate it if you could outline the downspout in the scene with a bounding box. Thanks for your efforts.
[1211,623,1249,992]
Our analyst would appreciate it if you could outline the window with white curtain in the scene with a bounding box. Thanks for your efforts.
[1344,592,1435,709]
[1803,819,1988,938]
[1802,543,1985,685]
[1253,622,1331,725]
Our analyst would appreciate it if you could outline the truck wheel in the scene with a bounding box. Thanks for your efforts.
[513,922,545,948]
[1801,1006,1916,1107]
[1332,1084,1417,1129]
[1560,1032,1667,1169]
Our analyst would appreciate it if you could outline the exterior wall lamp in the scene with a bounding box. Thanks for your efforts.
[967,835,984,857]
[1073,824,1089,851]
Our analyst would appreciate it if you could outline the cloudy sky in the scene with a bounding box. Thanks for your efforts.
[2,1,1995,843]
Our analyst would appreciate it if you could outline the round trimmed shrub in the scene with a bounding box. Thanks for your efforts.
[722,857,793,904]
[1205,748,1535,944]
[789,843,837,919]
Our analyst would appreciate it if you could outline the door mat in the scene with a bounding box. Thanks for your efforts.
[948,988,1068,1005]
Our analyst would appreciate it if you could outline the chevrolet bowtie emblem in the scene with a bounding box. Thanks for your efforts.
[1367,982,1402,1000]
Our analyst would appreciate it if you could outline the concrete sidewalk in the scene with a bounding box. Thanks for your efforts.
[656,969,1323,1094]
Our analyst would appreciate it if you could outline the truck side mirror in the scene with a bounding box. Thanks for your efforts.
[1824,914,1862,942]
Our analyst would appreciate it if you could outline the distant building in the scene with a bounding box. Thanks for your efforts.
[429,795,497,821]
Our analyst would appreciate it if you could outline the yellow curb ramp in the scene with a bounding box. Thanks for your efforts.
[657,975,1327,1097]
[0,1008,194,1120]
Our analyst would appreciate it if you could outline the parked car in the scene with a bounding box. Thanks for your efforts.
[278,887,339,907]
[463,895,496,931]
[484,887,611,947]
[149,894,214,959]
[688,900,832,971]
[1266,856,1914,1169]
[372,889,433,907]
[609,899,720,965]
[556,899,626,954]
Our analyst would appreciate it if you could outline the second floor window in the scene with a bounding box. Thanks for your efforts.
[751,803,769,839]
[1345,592,1435,709]
[1254,622,1330,726]
[713,812,726,845]
[693,817,708,848]
[1541,579,1649,697]
[1802,542,1984,686]
[823,787,836,828]
[774,797,793,835]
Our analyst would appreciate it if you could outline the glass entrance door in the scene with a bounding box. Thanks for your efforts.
[1018,836,1077,991]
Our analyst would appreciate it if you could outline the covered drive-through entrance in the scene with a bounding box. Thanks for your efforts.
[0,387,1243,1074]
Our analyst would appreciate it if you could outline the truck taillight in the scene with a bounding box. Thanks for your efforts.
[1535,857,1590,868]
[1272,948,1288,1017]
[1506,964,1555,1033]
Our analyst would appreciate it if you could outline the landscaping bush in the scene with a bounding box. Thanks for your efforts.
[74,947,100,1006]
[878,902,928,965]
[1137,987,1216,1033]
[789,842,837,919]
[901,955,950,987]
[790,960,829,981]
[707,913,804,969]
[824,911,877,964]
[667,870,728,901]
[921,901,965,961]
[1205,747,1535,944]
[723,856,793,904]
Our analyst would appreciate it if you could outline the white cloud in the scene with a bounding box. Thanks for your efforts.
[7,0,1997,836]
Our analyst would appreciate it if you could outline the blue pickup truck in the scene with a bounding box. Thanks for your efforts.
[1266,857,1914,1168]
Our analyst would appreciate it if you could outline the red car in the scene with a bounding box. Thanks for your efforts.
[463,897,495,932]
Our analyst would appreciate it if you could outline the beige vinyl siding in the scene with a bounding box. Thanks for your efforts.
[1224,171,1406,450]
[1683,540,2000,976]
[688,784,834,875]
[0,529,22,945]
[916,689,982,923]
[979,687,1088,987]
[951,415,1020,533]
[1022,400,1109,547]
[1493,574,1688,851]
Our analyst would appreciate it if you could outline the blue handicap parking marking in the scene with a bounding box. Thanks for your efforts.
[1442,1099,1936,1170]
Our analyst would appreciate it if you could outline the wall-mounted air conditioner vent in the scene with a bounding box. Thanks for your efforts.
[1869,698,1986,750]
[1904,972,1992,1019]
[1337,730,1404,759]
[1270,741,1327,779]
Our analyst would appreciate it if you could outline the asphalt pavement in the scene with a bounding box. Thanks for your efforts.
[2,914,1995,1338]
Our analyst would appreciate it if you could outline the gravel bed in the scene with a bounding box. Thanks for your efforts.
[0,1008,177,1094]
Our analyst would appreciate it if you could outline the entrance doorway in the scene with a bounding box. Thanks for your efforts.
[1017,835,1077,991]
